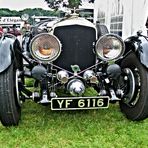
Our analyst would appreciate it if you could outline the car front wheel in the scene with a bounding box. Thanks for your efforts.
[120,52,148,121]
[0,63,21,126]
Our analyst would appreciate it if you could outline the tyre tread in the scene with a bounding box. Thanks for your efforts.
[120,52,148,120]
[0,64,21,126]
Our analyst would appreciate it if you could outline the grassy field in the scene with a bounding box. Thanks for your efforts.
[0,86,148,148]
[0,100,148,148]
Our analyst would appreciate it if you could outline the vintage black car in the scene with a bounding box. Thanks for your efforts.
[0,13,148,126]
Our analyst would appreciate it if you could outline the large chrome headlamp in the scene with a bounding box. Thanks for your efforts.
[95,34,125,61]
[30,33,61,62]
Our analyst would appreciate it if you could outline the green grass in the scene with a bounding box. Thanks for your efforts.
[0,81,148,147]
[0,101,148,148]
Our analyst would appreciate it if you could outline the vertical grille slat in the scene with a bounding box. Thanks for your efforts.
[53,25,96,72]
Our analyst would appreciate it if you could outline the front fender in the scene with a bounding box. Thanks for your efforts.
[137,37,148,68]
[0,36,15,73]
[124,36,148,68]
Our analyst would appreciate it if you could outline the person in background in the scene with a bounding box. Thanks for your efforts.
[8,24,21,36]
[0,26,3,36]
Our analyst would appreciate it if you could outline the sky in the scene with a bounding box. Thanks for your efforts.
[0,0,50,10]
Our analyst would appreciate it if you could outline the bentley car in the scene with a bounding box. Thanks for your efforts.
[0,12,148,126]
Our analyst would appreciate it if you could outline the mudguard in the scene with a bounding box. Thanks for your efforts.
[124,36,148,68]
[0,35,16,73]
[138,37,148,68]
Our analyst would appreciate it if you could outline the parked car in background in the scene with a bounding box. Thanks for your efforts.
[0,12,148,126]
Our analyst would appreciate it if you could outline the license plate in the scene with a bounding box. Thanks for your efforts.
[51,96,109,110]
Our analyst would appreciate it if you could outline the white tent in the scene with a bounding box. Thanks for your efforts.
[94,0,148,38]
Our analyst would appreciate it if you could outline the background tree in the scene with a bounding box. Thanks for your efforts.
[44,0,95,9]
[44,0,81,9]
[0,8,58,17]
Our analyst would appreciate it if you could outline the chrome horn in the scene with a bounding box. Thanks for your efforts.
[57,70,69,84]
[83,70,98,84]
[67,79,85,96]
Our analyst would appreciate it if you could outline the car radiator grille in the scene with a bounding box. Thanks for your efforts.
[53,25,96,72]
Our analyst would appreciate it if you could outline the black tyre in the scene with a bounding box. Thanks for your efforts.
[120,52,148,121]
[0,63,21,126]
